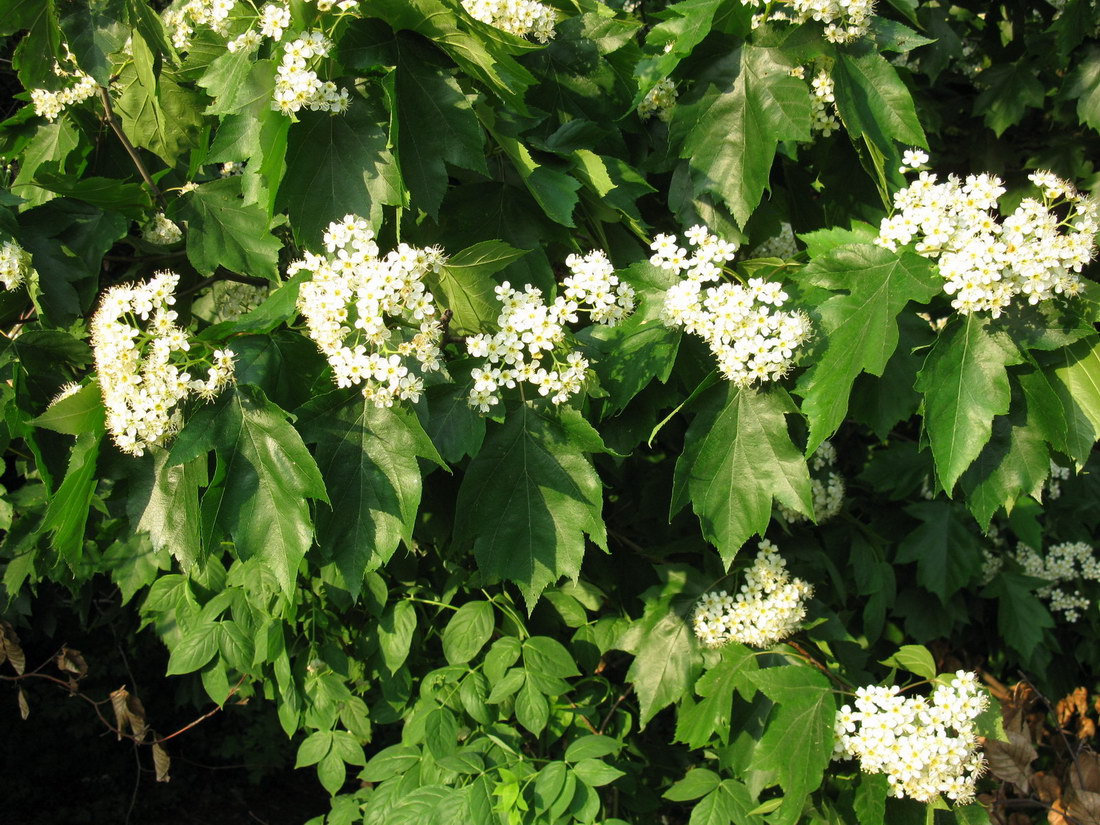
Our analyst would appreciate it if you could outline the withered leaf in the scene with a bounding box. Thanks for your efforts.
[54,647,88,679]
[0,622,26,676]
[984,727,1038,791]
[1080,717,1097,741]
[1057,687,1089,728]
[1073,751,1100,793]
[17,687,28,720]
[125,693,149,742]
[152,743,171,783]
[109,687,131,740]
[1067,789,1100,825]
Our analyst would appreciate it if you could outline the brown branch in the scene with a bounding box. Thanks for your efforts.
[147,675,248,746]
[99,86,167,210]
[177,271,270,298]
[598,687,632,735]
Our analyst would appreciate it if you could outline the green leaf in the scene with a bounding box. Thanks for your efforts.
[853,773,888,825]
[795,244,941,453]
[174,177,282,281]
[571,759,624,787]
[431,240,529,335]
[625,599,701,727]
[673,45,811,227]
[41,431,101,564]
[832,43,927,153]
[1067,46,1100,134]
[479,110,582,227]
[424,707,458,760]
[359,744,421,782]
[296,731,333,768]
[168,385,328,596]
[747,667,835,823]
[916,315,1023,493]
[1050,336,1100,467]
[895,501,983,602]
[982,572,1055,660]
[675,643,758,749]
[634,0,737,105]
[378,599,417,674]
[959,371,1055,528]
[523,636,580,691]
[394,36,488,218]
[11,118,81,208]
[424,377,486,463]
[30,167,152,220]
[112,48,203,166]
[298,393,441,598]
[166,621,219,675]
[279,96,403,241]
[515,677,549,735]
[197,50,274,117]
[453,403,607,610]
[974,63,1045,137]
[31,382,104,435]
[564,735,621,763]
[880,644,937,680]
[671,385,813,565]
[129,449,205,573]
[58,0,127,86]
[664,768,720,802]
[442,601,495,665]
[688,780,758,825]
[578,312,681,415]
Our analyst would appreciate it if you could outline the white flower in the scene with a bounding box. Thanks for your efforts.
[657,226,809,386]
[91,271,235,456]
[778,440,845,523]
[0,238,35,291]
[692,541,814,648]
[142,213,183,246]
[1012,540,1099,622]
[461,0,556,42]
[876,163,1097,317]
[464,251,634,410]
[835,672,989,805]
[638,78,677,122]
[294,215,446,408]
[272,32,349,116]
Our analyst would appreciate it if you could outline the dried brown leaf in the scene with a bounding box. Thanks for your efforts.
[17,687,28,720]
[1080,717,1097,741]
[1008,813,1033,825]
[1073,752,1100,793]
[1048,800,1071,825]
[55,647,88,679]
[109,687,130,740]
[1004,682,1038,731]
[152,743,171,783]
[125,693,148,742]
[1034,771,1063,804]
[0,622,25,676]
[1068,789,1100,825]
[985,730,1038,791]
[1058,688,1090,728]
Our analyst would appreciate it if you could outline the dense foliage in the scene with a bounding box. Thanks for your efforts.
[2,0,1100,823]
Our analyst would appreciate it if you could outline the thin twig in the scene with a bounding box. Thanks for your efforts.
[598,687,632,734]
[99,86,167,209]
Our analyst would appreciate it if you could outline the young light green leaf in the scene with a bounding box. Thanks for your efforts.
[832,43,927,153]
[1050,335,1100,467]
[41,431,101,565]
[31,382,104,435]
[430,240,529,334]
[378,600,417,674]
[129,448,204,573]
[880,644,937,681]
[675,643,758,749]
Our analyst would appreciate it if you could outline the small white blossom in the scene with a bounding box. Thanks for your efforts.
[1013,540,1100,622]
[465,250,635,411]
[657,226,810,386]
[692,540,814,648]
[461,0,556,42]
[91,271,235,456]
[142,213,183,247]
[0,238,35,291]
[294,215,446,408]
[743,0,875,43]
[834,671,989,805]
[876,163,1098,317]
[638,78,678,122]
[778,440,845,523]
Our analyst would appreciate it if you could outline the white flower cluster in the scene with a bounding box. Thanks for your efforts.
[91,271,235,456]
[638,79,678,122]
[465,250,635,411]
[657,227,811,387]
[274,32,350,116]
[692,541,814,648]
[1013,541,1100,622]
[30,65,98,123]
[749,222,798,260]
[259,3,290,39]
[0,238,35,291]
[1046,460,1072,500]
[809,69,840,136]
[834,672,989,804]
[743,0,874,43]
[165,0,237,49]
[461,0,556,42]
[142,213,183,247]
[778,440,845,524]
[293,214,446,407]
[876,164,1099,317]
